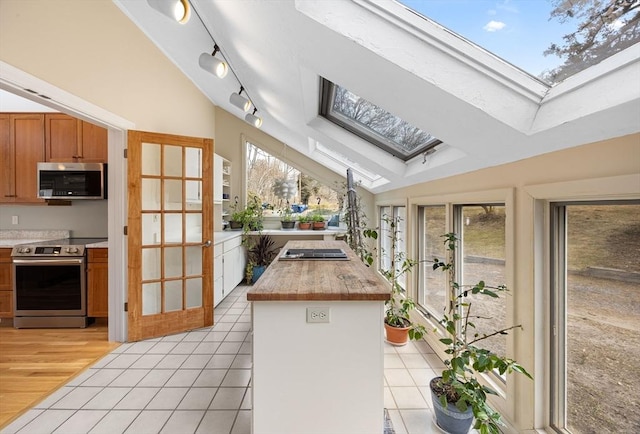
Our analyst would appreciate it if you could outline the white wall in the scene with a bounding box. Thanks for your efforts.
[0,201,108,237]
[0,0,216,137]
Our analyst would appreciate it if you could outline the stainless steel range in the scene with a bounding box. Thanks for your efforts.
[11,238,107,328]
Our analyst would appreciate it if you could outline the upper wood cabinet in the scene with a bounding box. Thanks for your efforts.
[0,113,46,204]
[45,113,107,163]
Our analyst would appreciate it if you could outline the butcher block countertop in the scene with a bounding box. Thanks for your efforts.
[247,240,391,302]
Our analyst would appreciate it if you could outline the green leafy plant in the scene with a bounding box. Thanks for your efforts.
[297,214,310,223]
[381,215,426,341]
[230,195,263,232]
[311,214,325,223]
[249,234,277,267]
[279,206,294,222]
[430,233,532,434]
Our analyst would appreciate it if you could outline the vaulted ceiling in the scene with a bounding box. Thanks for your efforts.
[115,0,640,193]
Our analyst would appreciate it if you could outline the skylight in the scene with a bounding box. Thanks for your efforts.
[319,78,441,161]
[396,0,640,85]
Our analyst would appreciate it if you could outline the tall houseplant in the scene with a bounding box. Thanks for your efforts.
[247,234,277,283]
[429,233,532,434]
[380,215,426,345]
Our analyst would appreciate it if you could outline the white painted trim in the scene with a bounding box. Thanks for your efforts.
[0,61,134,342]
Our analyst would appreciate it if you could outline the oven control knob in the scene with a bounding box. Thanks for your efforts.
[66,247,79,254]
[19,247,31,253]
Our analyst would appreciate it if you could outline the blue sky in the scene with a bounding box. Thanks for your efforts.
[398,0,575,77]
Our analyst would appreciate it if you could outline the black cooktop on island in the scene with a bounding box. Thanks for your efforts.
[279,248,349,261]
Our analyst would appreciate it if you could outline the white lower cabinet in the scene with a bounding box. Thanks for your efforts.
[214,234,246,307]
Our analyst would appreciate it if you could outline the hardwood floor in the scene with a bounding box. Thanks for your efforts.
[0,320,119,428]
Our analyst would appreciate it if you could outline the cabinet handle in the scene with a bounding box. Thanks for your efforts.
[4,195,17,197]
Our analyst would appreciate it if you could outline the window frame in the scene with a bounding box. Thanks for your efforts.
[549,199,640,433]
[319,78,441,161]
[378,205,407,290]
[407,188,515,417]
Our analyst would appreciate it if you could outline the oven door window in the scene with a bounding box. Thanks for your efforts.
[15,264,84,312]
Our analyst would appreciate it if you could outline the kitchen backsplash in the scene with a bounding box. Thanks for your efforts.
[0,200,108,237]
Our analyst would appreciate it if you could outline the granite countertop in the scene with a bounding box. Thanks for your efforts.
[246,240,390,302]
[86,241,108,248]
[0,230,108,249]
[0,230,71,248]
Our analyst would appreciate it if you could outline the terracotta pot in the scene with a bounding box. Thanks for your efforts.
[384,322,410,346]
[298,222,312,230]
[312,222,326,230]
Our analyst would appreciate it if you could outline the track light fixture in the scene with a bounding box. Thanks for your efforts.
[178,0,264,127]
[199,45,228,78]
[147,0,191,24]
[245,108,263,128]
[229,86,251,112]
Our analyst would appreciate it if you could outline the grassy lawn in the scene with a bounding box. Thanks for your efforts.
[421,204,640,272]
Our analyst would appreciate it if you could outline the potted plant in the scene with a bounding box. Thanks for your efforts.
[297,214,311,230]
[247,234,277,283]
[279,206,295,229]
[311,214,326,230]
[229,195,263,232]
[379,215,426,345]
[429,233,532,434]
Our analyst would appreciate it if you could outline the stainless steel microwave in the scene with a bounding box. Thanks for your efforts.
[37,162,107,200]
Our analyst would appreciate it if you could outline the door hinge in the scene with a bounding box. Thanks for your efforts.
[123,148,128,158]
[123,226,128,235]
[124,302,128,312]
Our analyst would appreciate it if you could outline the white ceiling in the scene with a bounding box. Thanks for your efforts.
[115,0,640,193]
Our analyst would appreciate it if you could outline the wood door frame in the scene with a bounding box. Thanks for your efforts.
[127,130,214,342]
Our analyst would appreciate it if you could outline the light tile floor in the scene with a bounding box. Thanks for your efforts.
[1,285,455,434]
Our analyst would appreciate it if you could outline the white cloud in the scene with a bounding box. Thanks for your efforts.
[483,20,506,32]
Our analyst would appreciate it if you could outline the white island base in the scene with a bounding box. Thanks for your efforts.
[251,300,385,434]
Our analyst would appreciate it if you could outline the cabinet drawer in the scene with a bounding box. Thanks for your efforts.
[223,235,242,252]
[88,248,108,262]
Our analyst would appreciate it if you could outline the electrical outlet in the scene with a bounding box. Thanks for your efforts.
[306,307,330,323]
[12,215,19,225]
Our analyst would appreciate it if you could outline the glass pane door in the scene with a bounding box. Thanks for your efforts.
[128,131,213,342]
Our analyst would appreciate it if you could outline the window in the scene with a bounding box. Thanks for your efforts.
[418,205,447,320]
[320,79,441,161]
[245,141,340,214]
[551,202,640,434]
[379,206,406,289]
[457,204,506,359]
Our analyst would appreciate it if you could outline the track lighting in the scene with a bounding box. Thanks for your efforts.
[199,45,228,78]
[229,86,251,112]
[245,108,263,128]
[147,0,191,24]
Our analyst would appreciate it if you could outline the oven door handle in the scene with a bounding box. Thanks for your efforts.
[12,258,85,266]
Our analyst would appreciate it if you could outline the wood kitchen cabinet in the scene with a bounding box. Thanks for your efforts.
[0,113,46,204]
[0,248,13,318]
[45,113,107,163]
[87,248,108,317]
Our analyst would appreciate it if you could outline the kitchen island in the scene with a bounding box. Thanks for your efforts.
[247,240,390,434]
